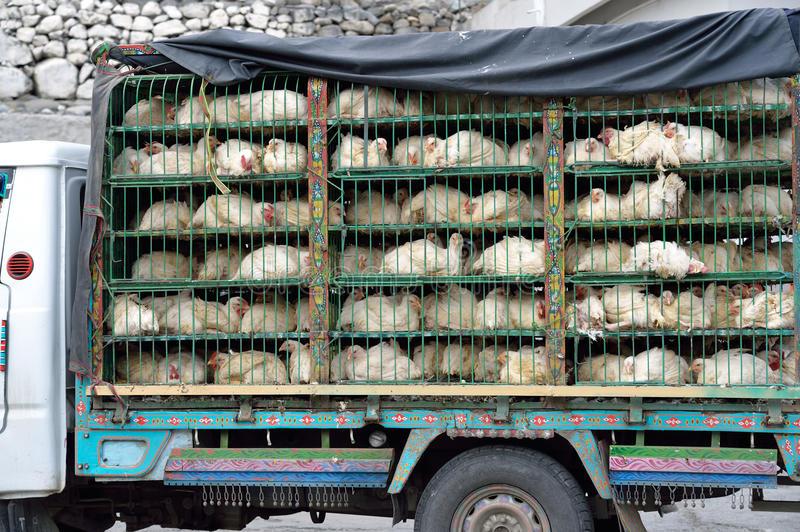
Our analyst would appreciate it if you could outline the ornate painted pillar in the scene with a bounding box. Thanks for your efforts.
[307,77,330,382]
[543,99,566,385]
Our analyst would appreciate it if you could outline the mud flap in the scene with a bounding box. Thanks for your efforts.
[391,492,407,526]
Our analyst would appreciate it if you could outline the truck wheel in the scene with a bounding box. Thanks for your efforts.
[414,446,593,532]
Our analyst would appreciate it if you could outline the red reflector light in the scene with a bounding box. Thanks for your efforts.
[7,252,33,280]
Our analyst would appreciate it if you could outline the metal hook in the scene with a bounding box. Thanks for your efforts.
[267,429,272,447]
[194,429,200,446]
[349,428,355,445]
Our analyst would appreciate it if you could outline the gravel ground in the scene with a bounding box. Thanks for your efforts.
[110,487,800,532]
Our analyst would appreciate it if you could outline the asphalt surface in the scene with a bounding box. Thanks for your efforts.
[110,487,800,531]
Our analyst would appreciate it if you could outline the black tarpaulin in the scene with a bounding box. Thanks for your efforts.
[148,8,800,96]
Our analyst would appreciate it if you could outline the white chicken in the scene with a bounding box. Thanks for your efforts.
[131,251,192,280]
[507,133,544,167]
[738,127,792,162]
[215,139,262,176]
[497,346,550,384]
[143,138,214,175]
[111,294,159,336]
[331,134,390,170]
[702,190,740,218]
[240,298,297,333]
[622,347,689,384]
[600,121,680,171]
[621,173,686,220]
[123,96,175,126]
[173,95,207,126]
[659,289,711,330]
[472,287,512,330]
[137,200,192,231]
[413,342,444,380]
[679,191,704,217]
[734,286,794,329]
[195,247,242,281]
[602,285,664,330]
[565,138,613,169]
[692,349,778,385]
[112,146,150,175]
[465,189,533,225]
[340,245,384,274]
[739,184,793,218]
[237,89,308,121]
[757,348,799,385]
[159,351,208,384]
[402,184,471,224]
[570,189,623,222]
[470,236,545,275]
[345,189,404,226]
[689,242,740,273]
[565,240,631,273]
[577,354,626,383]
[295,295,312,333]
[191,193,275,228]
[438,342,476,379]
[262,138,308,173]
[566,286,605,332]
[473,344,509,382]
[273,196,343,227]
[391,136,440,167]
[663,122,731,163]
[342,341,421,381]
[115,351,161,384]
[210,350,288,384]
[507,292,547,329]
[159,296,249,334]
[435,130,508,167]
[280,340,326,384]
[328,87,400,118]
[380,233,464,276]
[622,241,706,279]
[230,245,310,280]
[337,292,421,332]
[422,285,477,330]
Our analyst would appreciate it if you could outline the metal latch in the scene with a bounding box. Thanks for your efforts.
[766,399,785,427]
[237,397,254,423]
[627,397,644,425]
[495,397,510,422]
[365,395,380,422]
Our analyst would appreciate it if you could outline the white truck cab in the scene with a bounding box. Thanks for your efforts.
[0,142,88,499]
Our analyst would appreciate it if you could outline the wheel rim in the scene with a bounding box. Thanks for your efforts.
[451,484,550,532]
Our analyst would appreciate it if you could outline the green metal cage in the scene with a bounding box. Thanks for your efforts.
[96,70,798,397]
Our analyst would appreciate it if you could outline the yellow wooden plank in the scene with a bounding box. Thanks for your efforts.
[93,384,795,399]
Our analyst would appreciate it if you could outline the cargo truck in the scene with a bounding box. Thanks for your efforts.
[3,10,800,531]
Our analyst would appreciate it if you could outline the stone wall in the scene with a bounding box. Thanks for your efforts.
[0,0,477,118]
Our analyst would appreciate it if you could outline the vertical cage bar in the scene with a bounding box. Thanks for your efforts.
[543,98,565,385]
[307,77,330,382]
[792,74,800,385]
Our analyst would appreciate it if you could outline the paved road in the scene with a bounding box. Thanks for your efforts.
[111,487,800,531]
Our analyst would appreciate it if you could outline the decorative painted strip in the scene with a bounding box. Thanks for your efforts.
[543,98,565,385]
[171,447,391,460]
[775,433,800,481]
[610,445,775,462]
[561,430,613,499]
[163,471,388,487]
[609,457,777,475]
[306,76,329,378]
[791,75,799,380]
[388,428,444,494]
[609,471,776,488]
[84,409,800,435]
[166,458,390,473]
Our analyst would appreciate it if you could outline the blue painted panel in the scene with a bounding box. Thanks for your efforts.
[76,429,171,478]
[82,408,800,436]
[610,471,777,488]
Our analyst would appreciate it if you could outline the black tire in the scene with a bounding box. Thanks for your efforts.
[414,445,593,532]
